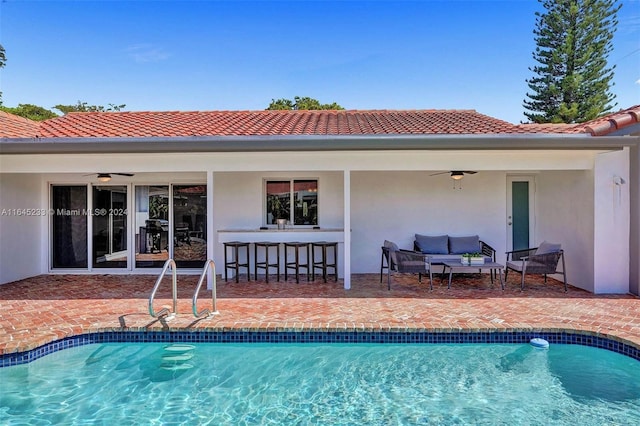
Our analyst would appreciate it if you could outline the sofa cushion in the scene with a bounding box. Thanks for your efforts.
[415,234,449,254]
[535,241,561,255]
[448,235,480,254]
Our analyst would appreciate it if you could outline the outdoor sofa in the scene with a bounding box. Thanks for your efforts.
[413,234,496,263]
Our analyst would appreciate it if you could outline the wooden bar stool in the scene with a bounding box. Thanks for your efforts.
[311,241,338,282]
[284,242,310,283]
[223,241,250,283]
[254,241,280,282]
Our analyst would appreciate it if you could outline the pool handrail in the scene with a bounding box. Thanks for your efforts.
[148,258,178,319]
[193,259,219,318]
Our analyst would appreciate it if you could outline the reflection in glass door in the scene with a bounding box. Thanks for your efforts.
[92,186,128,268]
[51,186,88,269]
[135,186,169,268]
[173,185,207,268]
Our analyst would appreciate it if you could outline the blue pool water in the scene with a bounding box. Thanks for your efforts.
[1,343,639,425]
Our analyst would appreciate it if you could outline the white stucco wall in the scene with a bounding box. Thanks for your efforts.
[1,147,631,294]
[0,174,45,284]
[630,144,640,295]
[212,171,345,275]
[536,170,595,292]
[351,171,506,273]
[593,149,630,293]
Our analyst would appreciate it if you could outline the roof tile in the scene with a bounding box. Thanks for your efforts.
[0,111,40,138]
[2,106,639,139]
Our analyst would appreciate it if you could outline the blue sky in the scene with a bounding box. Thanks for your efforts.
[0,0,638,123]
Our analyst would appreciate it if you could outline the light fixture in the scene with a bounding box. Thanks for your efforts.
[450,171,464,180]
[97,173,112,182]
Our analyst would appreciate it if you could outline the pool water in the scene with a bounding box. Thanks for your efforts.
[1,343,639,425]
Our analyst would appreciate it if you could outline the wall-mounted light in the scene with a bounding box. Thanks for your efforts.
[97,173,112,183]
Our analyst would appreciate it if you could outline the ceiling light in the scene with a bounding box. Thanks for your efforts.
[97,173,112,182]
[450,171,464,180]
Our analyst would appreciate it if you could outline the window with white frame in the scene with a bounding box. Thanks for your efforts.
[265,179,318,226]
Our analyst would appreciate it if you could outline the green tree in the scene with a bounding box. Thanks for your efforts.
[0,104,58,121]
[54,101,126,114]
[0,44,6,69]
[0,44,6,105]
[266,96,344,110]
[523,0,621,123]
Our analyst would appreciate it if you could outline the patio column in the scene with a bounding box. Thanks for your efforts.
[207,170,215,290]
[344,170,351,290]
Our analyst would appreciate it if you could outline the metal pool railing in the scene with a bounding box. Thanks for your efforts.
[148,258,178,320]
[192,259,219,318]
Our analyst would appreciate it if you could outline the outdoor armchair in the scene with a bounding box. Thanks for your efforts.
[504,241,567,291]
[381,240,433,291]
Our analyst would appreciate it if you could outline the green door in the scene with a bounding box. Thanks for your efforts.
[511,181,530,251]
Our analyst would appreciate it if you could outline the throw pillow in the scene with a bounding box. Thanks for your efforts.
[415,234,449,254]
[535,241,561,255]
[449,235,480,254]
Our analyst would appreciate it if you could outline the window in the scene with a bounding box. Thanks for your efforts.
[265,179,317,226]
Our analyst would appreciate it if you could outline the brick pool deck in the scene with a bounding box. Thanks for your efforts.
[0,273,639,355]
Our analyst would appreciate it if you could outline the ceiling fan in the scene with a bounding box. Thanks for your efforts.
[84,173,134,182]
[430,170,477,180]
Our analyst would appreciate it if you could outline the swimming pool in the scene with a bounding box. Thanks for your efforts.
[1,340,639,424]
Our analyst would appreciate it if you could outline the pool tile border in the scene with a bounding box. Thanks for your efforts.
[1,330,639,367]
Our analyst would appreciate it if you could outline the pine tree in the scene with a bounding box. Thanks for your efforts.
[523,0,621,123]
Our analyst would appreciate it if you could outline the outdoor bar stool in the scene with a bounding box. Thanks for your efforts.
[284,242,310,283]
[311,241,338,282]
[223,241,251,283]
[254,241,280,282]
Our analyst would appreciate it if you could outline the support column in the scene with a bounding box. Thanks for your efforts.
[343,170,351,290]
[207,171,215,290]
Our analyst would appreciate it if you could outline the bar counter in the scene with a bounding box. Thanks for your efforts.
[217,228,345,243]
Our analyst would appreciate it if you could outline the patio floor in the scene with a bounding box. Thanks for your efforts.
[1,272,639,355]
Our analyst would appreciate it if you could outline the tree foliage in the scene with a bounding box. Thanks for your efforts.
[0,44,6,105]
[0,100,127,121]
[0,44,6,69]
[53,101,126,114]
[523,0,621,123]
[0,104,58,121]
[266,96,344,110]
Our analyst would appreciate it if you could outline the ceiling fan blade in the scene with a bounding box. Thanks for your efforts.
[462,171,477,175]
[429,171,450,176]
[113,173,135,177]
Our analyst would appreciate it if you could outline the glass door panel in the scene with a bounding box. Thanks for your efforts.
[51,186,88,269]
[173,185,207,268]
[92,186,128,268]
[135,185,169,268]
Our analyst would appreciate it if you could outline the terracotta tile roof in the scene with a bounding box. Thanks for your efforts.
[2,106,638,139]
[0,111,40,138]
[514,105,640,136]
[36,109,522,138]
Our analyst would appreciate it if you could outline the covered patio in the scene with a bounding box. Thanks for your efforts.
[1,108,638,296]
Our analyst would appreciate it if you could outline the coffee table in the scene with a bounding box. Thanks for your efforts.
[442,260,505,290]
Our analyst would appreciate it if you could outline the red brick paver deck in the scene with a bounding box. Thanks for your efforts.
[0,273,639,355]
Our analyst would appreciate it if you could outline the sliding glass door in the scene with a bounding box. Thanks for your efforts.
[173,185,207,268]
[92,186,128,268]
[51,186,88,269]
[135,185,170,268]
[50,183,207,270]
